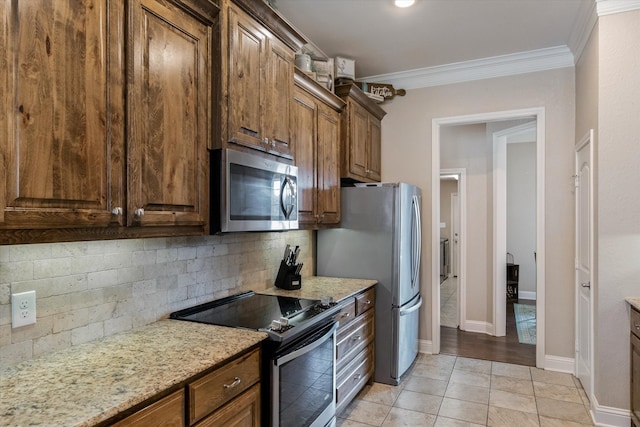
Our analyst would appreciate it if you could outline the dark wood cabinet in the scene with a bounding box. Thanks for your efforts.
[127,0,211,228]
[335,84,386,183]
[0,0,125,230]
[292,71,344,228]
[0,0,217,244]
[219,0,304,160]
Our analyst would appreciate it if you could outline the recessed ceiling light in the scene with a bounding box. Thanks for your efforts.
[394,0,415,7]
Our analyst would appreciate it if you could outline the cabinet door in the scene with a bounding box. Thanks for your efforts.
[0,0,124,229]
[348,100,369,181]
[194,384,260,427]
[292,88,317,226]
[316,103,340,225]
[112,389,184,427]
[226,4,265,151]
[367,116,382,182]
[263,36,294,158]
[128,0,210,227]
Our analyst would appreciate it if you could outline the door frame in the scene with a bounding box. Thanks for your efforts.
[574,129,594,401]
[431,107,546,368]
[440,169,467,330]
[493,121,538,337]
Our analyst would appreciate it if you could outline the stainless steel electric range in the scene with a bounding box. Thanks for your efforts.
[170,291,342,427]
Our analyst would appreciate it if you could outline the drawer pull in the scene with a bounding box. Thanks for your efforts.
[341,312,351,318]
[365,300,371,305]
[352,335,362,341]
[223,377,241,389]
[353,373,362,380]
[635,323,640,331]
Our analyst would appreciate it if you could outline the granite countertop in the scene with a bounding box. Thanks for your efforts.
[0,320,267,427]
[626,297,640,311]
[259,275,377,302]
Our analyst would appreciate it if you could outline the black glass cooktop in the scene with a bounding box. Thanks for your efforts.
[169,291,322,331]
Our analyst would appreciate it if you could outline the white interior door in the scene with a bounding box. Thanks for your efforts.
[451,192,460,277]
[575,130,593,399]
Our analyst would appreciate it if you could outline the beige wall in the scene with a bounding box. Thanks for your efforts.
[0,230,314,369]
[380,67,576,359]
[596,10,640,410]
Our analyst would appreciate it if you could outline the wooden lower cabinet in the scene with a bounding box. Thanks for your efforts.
[336,287,376,415]
[111,389,185,427]
[108,348,261,427]
[194,384,260,427]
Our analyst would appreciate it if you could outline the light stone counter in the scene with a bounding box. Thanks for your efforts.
[259,275,377,302]
[0,320,266,427]
[626,297,640,312]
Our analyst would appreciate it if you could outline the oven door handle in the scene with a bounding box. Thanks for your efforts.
[274,322,337,367]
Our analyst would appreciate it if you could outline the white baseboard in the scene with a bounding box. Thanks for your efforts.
[419,339,433,354]
[543,355,575,373]
[462,320,494,335]
[591,395,630,427]
[518,291,537,300]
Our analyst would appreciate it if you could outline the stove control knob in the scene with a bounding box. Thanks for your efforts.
[279,317,289,326]
[270,320,282,331]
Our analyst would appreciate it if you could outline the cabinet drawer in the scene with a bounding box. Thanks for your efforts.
[355,288,375,316]
[189,349,260,425]
[336,298,356,328]
[111,389,184,427]
[631,307,640,339]
[336,343,374,412]
[194,384,260,427]
[336,309,374,364]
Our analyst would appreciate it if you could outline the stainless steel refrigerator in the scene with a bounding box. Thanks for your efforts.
[316,182,422,385]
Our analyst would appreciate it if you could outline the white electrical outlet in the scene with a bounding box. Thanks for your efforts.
[11,290,36,328]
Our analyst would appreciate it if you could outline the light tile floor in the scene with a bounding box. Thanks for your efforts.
[440,277,458,328]
[337,353,594,427]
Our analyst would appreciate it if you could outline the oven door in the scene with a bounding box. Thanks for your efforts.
[271,322,337,427]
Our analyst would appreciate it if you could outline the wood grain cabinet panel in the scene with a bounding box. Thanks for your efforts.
[111,389,184,427]
[0,0,125,230]
[335,84,387,184]
[128,0,211,228]
[194,384,260,427]
[292,71,344,228]
[222,1,295,159]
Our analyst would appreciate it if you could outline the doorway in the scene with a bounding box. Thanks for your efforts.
[431,108,545,368]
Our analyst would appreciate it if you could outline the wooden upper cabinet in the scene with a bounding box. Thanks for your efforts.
[335,84,387,184]
[0,0,125,230]
[293,71,344,229]
[219,0,304,160]
[128,0,214,227]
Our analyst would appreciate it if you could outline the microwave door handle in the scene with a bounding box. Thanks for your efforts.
[280,177,294,219]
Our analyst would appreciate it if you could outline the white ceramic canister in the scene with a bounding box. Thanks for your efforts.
[295,53,312,72]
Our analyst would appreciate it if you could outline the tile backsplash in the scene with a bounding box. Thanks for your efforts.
[0,230,313,369]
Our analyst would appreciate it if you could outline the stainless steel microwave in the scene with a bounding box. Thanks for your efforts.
[210,149,298,233]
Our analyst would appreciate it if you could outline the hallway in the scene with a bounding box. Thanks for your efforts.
[440,277,536,366]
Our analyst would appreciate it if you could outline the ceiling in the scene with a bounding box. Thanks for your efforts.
[272,0,593,80]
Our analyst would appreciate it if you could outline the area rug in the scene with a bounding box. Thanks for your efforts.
[514,303,536,345]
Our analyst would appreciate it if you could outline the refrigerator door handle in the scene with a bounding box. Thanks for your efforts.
[411,195,422,288]
[400,295,423,316]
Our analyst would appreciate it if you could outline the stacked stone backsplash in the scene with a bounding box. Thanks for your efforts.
[0,230,313,369]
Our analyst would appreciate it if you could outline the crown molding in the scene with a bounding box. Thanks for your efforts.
[358,46,574,90]
[569,0,598,63]
[596,0,640,16]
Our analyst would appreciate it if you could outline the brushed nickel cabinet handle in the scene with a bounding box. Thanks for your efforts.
[134,208,145,217]
[111,207,123,215]
[224,377,241,389]
[634,323,640,330]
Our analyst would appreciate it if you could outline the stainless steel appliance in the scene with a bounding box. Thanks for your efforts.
[170,292,340,427]
[317,182,422,385]
[210,148,298,233]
